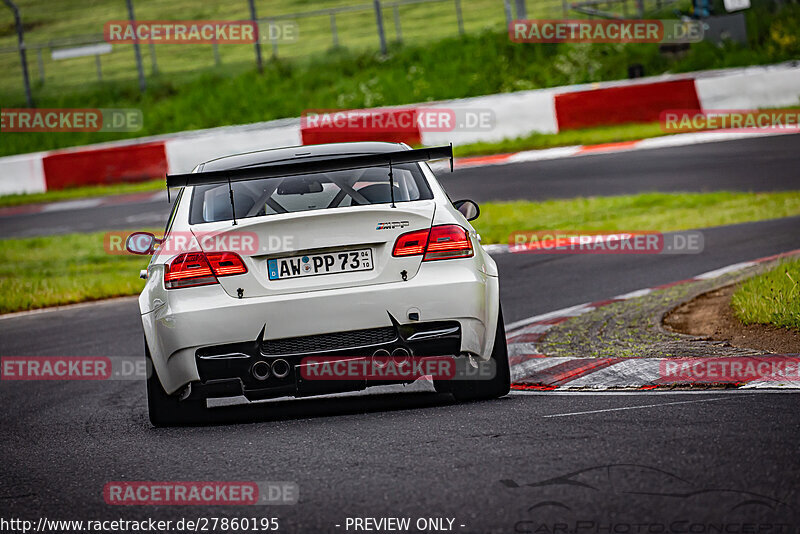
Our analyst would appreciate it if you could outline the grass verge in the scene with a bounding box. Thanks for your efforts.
[0,231,151,315]
[472,191,800,244]
[2,191,799,314]
[732,258,800,330]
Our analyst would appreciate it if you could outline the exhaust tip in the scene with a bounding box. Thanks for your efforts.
[391,347,411,367]
[372,348,391,367]
[252,361,270,381]
[271,358,291,379]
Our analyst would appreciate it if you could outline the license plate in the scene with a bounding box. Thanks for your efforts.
[268,249,373,280]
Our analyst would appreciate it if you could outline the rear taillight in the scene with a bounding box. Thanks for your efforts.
[392,225,473,261]
[424,225,473,261]
[392,229,430,257]
[164,252,247,289]
[205,252,249,277]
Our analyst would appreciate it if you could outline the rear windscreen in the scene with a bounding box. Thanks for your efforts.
[189,163,433,224]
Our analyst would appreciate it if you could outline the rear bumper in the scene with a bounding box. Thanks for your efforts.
[191,320,461,401]
[141,260,499,395]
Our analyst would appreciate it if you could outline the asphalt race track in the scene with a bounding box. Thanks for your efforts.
[1,135,800,529]
[1,135,799,238]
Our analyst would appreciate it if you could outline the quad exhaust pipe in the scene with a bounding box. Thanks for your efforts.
[371,347,411,366]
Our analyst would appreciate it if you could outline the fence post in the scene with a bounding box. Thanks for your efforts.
[503,0,513,27]
[330,12,339,48]
[36,47,44,84]
[373,0,388,54]
[125,0,146,92]
[2,0,34,107]
[95,54,102,81]
[515,0,527,18]
[269,18,279,57]
[454,0,464,35]
[212,41,221,66]
[149,41,158,74]
[247,0,263,72]
[393,5,402,42]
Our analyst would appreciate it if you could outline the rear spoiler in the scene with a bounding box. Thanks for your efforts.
[165,144,453,189]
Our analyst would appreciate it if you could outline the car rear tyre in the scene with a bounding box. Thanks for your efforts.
[145,340,206,427]
[437,307,510,402]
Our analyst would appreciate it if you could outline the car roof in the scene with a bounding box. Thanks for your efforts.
[199,142,409,172]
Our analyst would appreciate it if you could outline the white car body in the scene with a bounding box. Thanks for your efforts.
[136,142,503,422]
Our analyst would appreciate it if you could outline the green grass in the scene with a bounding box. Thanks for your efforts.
[0,231,150,314]
[0,179,164,208]
[471,191,800,244]
[732,259,800,330]
[1,1,799,158]
[3,191,800,314]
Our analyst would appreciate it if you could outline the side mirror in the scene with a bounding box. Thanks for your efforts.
[126,232,157,255]
[453,199,480,221]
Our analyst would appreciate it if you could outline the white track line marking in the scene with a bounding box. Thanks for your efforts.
[505,303,592,333]
[694,262,756,280]
[541,396,727,417]
[41,199,102,212]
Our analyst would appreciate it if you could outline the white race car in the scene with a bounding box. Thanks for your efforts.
[128,142,508,426]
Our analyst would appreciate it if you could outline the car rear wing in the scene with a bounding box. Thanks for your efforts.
[165,144,453,225]
[165,144,453,189]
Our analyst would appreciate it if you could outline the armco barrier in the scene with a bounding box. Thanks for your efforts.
[695,64,800,110]
[165,123,301,174]
[554,79,701,130]
[0,152,46,195]
[42,141,167,190]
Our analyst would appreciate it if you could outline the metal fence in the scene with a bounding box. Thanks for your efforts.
[0,0,682,103]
